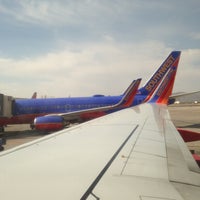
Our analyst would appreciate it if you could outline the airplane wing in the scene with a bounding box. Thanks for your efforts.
[170,90,200,98]
[0,103,200,200]
[33,79,141,131]
[169,90,200,104]
[61,78,141,121]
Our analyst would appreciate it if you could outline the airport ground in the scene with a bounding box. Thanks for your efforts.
[2,104,200,155]
[168,103,200,155]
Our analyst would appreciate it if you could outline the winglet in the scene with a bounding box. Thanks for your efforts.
[148,51,181,104]
[138,51,181,102]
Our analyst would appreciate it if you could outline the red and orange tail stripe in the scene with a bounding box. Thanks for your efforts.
[148,53,181,104]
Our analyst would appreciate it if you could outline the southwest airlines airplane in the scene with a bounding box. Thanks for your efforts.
[0,50,200,199]
[0,51,180,131]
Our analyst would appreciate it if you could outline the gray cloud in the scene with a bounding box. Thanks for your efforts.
[0,41,199,98]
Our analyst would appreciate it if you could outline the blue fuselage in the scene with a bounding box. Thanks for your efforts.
[0,94,146,127]
[13,95,145,116]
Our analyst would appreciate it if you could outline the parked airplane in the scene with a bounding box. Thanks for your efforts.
[1,50,200,199]
[34,78,142,131]
[0,51,181,132]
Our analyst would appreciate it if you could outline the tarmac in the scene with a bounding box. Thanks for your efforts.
[2,104,200,154]
[168,103,200,154]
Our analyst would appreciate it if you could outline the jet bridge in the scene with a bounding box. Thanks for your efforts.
[0,94,13,118]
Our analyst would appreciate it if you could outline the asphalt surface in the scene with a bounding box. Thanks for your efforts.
[168,103,200,154]
[2,104,200,154]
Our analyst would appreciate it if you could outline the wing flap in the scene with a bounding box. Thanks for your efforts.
[118,104,168,180]
[122,151,168,179]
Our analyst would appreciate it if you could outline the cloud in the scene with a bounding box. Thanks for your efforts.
[0,0,199,58]
[0,40,199,98]
[0,1,199,98]
[175,49,200,92]
[0,0,137,26]
[0,1,66,25]
[0,40,174,97]
[190,32,200,40]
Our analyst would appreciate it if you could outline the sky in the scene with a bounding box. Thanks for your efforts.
[0,0,200,98]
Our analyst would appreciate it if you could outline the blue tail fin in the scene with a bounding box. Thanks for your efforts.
[148,51,181,104]
[138,51,181,102]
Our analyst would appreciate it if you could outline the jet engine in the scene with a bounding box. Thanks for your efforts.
[34,115,65,131]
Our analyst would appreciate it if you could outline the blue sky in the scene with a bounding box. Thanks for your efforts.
[0,0,200,98]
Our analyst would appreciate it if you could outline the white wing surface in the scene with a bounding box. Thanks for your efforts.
[0,103,200,200]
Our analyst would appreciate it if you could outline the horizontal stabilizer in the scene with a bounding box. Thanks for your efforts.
[177,128,200,142]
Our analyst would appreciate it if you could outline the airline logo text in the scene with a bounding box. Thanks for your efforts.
[156,69,173,97]
[145,55,175,92]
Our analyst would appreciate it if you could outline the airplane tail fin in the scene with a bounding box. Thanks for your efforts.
[138,51,181,102]
[117,78,141,108]
[148,51,181,104]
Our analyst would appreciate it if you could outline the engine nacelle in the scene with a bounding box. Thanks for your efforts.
[34,115,65,131]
